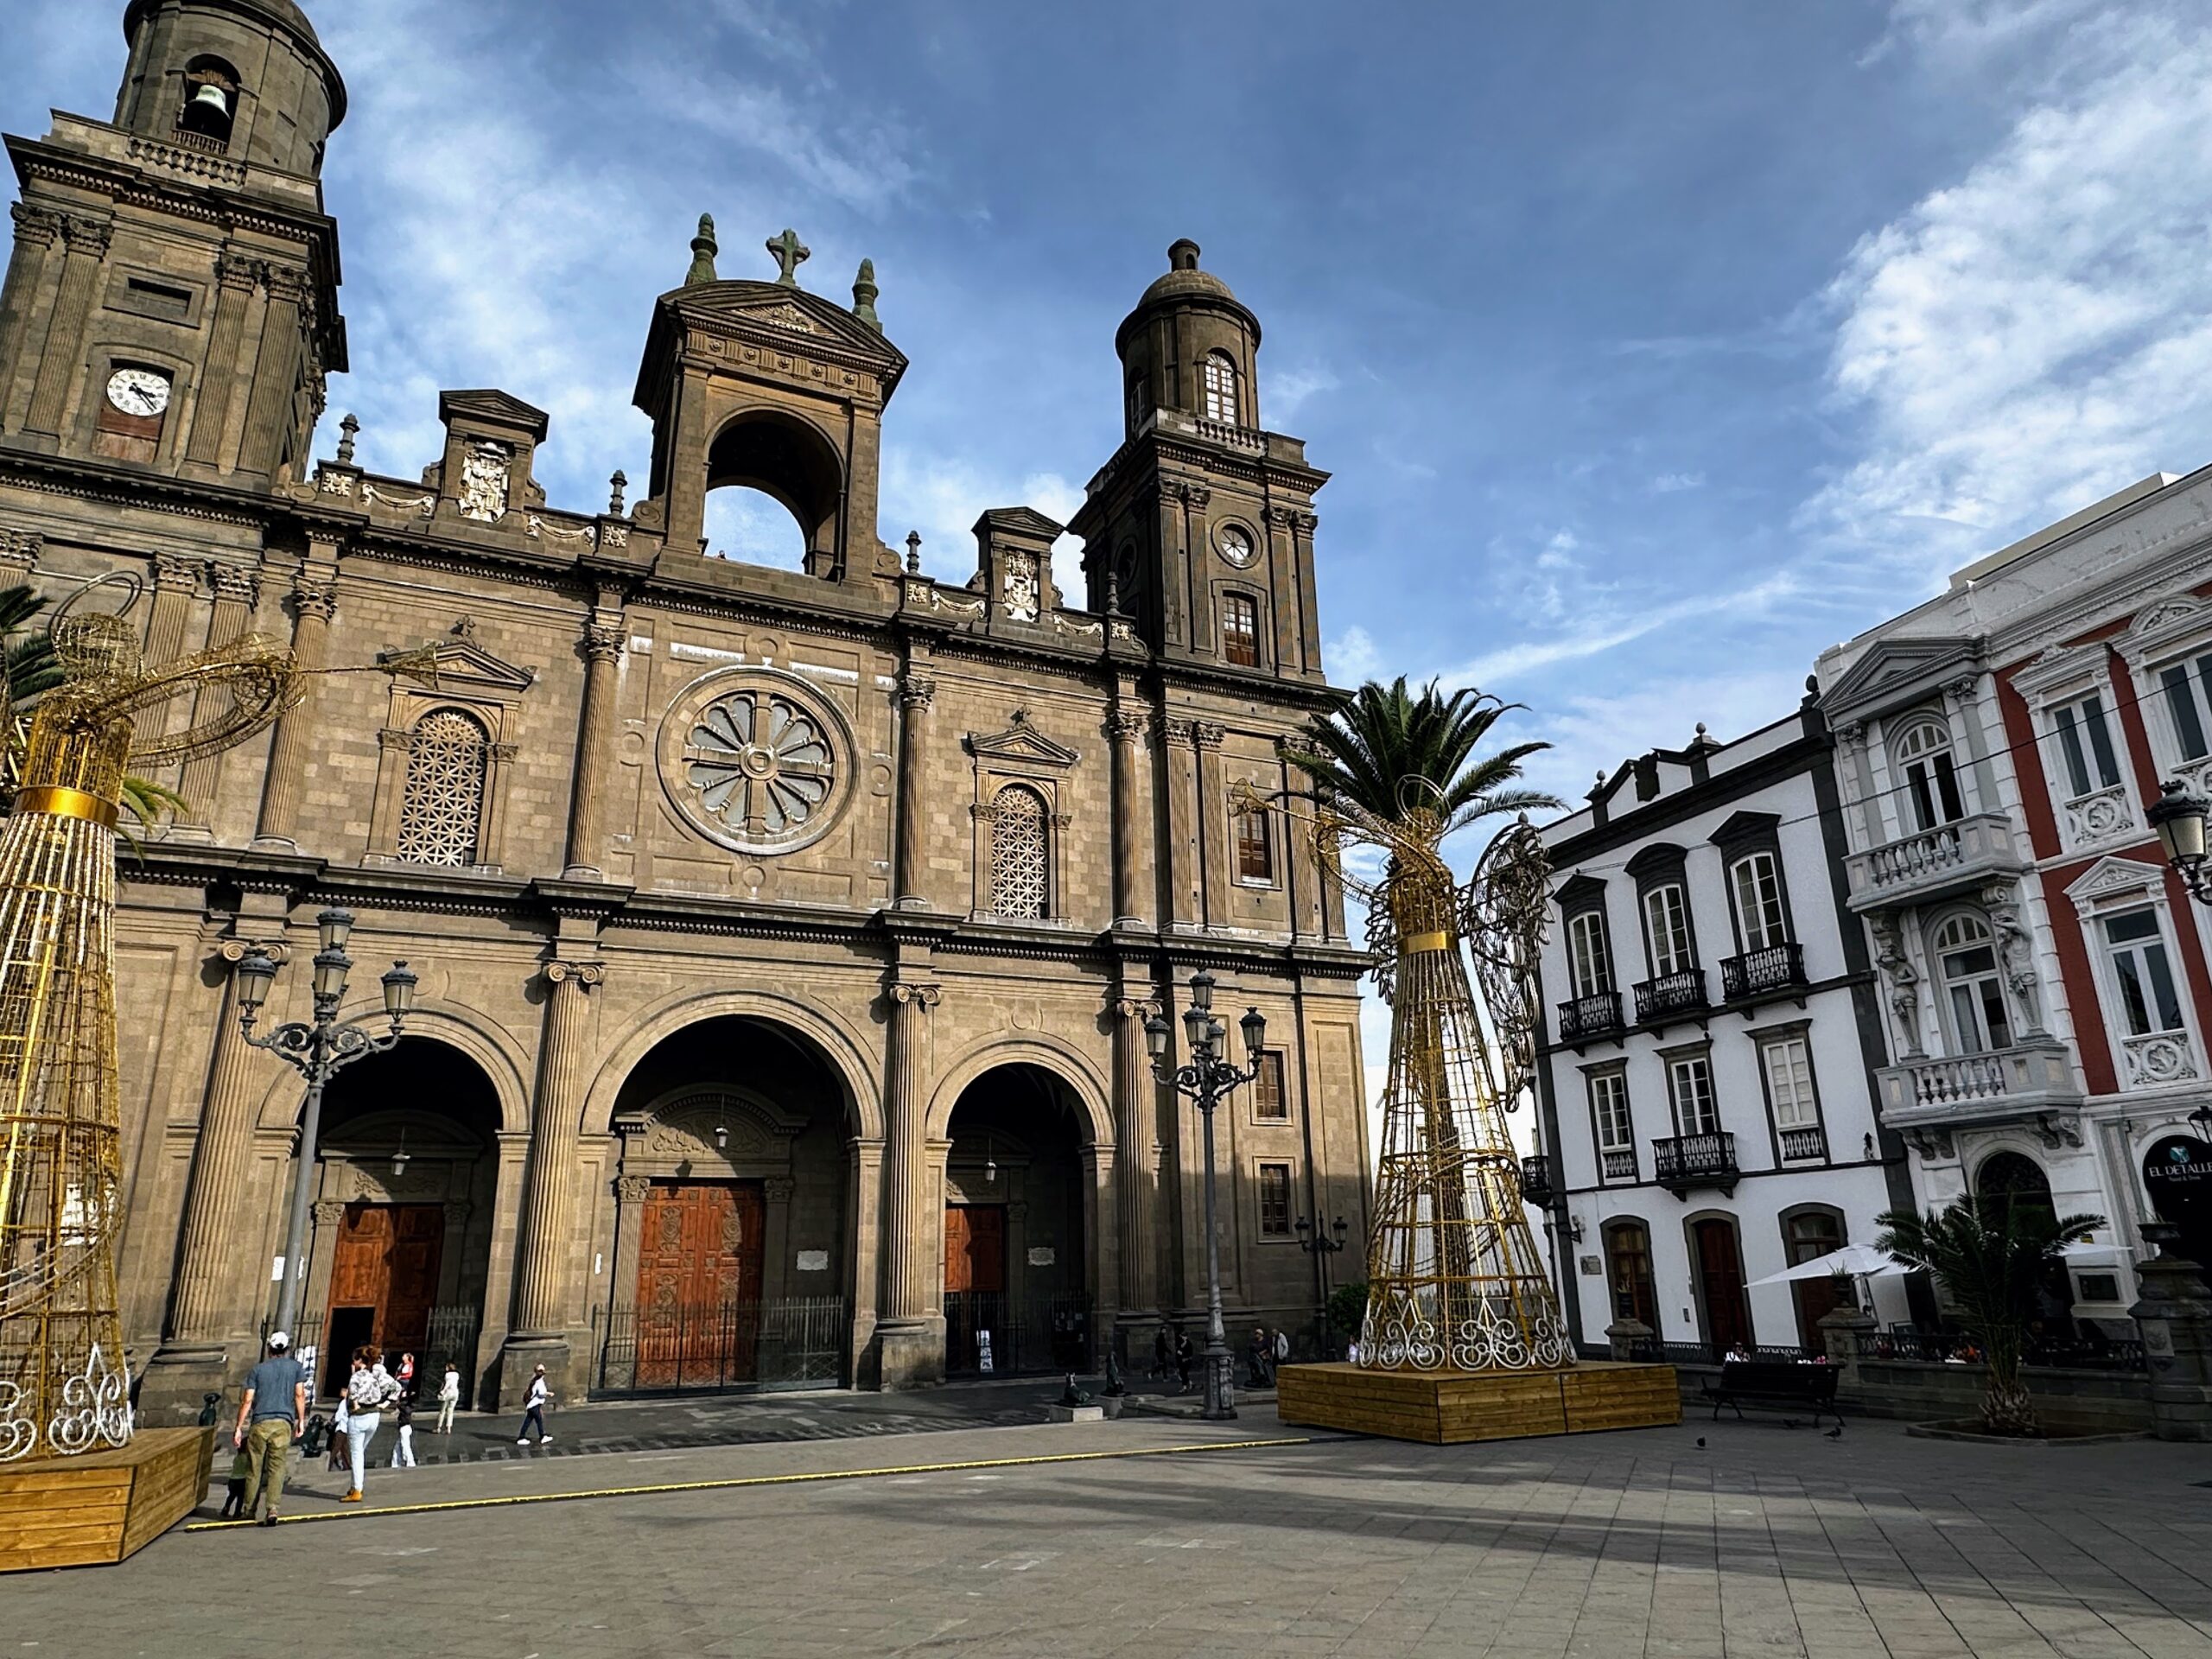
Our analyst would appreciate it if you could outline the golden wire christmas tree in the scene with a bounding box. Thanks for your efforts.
[1290,677,1570,1374]
[0,577,298,1461]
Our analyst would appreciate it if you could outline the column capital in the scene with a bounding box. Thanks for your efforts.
[1262,505,1295,527]
[310,1199,346,1228]
[1106,709,1149,742]
[290,576,337,622]
[214,250,264,292]
[543,959,607,988]
[583,620,625,663]
[9,203,60,247]
[1159,716,1194,749]
[0,529,41,571]
[442,1201,474,1227]
[1942,674,1981,705]
[215,938,290,967]
[898,674,936,711]
[60,214,113,256]
[207,563,258,607]
[263,263,312,305]
[1291,512,1319,534]
[890,981,941,1010]
[1181,485,1211,512]
[613,1176,652,1205]
[152,552,201,594]
[1112,995,1159,1021]
[1191,721,1226,752]
[763,1175,797,1203]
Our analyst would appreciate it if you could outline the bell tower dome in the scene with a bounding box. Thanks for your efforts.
[1115,238,1262,440]
[117,0,346,180]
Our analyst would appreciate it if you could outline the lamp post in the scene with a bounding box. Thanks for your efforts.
[1146,970,1266,1422]
[236,907,418,1335]
[1295,1213,1350,1358]
[2148,779,2212,903]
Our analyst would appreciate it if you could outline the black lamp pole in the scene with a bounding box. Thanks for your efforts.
[1295,1214,1349,1358]
[1147,971,1266,1422]
[234,907,419,1335]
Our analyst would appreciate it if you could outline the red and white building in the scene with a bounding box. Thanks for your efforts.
[1817,472,2212,1325]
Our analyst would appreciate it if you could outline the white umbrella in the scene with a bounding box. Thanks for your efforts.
[1747,1243,1911,1287]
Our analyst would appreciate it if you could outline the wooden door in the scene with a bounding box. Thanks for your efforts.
[944,1205,1006,1294]
[326,1203,445,1373]
[1784,1212,1845,1351]
[1693,1218,1751,1358]
[634,1183,765,1388]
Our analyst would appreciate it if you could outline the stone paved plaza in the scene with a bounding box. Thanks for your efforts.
[11,1409,2212,1658]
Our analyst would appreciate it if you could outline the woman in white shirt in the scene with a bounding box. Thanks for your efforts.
[340,1347,401,1502]
[516,1363,551,1446]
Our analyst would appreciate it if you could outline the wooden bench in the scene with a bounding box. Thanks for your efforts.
[1700,1360,1842,1429]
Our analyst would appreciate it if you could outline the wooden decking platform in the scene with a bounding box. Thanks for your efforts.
[1275,1361,1681,1444]
[0,1427,213,1573]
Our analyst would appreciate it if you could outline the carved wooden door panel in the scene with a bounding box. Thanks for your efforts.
[944,1205,1006,1295]
[634,1183,764,1388]
[326,1204,445,1369]
[382,1206,445,1364]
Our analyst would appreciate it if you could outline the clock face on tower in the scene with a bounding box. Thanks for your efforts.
[1217,524,1256,568]
[105,368,171,419]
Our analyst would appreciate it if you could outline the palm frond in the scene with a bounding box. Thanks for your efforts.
[1288,676,1562,837]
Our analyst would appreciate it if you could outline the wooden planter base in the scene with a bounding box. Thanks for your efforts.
[0,1427,213,1573]
[1276,1361,1681,1444]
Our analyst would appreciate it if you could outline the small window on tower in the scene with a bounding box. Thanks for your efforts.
[1203,353,1240,424]
[177,59,239,151]
[95,365,172,465]
[1126,372,1148,433]
[1223,593,1260,667]
[1236,799,1275,884]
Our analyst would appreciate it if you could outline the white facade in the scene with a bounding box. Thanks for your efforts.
[1533,703,1914,1357]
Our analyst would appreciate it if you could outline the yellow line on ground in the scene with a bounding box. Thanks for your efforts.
[181,1436,1313,1532]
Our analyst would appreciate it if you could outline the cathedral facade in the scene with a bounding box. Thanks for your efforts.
[1,0,1372,1416]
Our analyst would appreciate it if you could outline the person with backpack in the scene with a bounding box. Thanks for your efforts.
[340,1346,402,1503]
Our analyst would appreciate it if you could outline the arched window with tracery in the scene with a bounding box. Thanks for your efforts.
[988,785,1050,919]
[396,708,490,867]
[1891,715,1965,831]
[1202,352,1240,425]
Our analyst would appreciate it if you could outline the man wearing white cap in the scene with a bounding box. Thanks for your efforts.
[232,1332,307,1526]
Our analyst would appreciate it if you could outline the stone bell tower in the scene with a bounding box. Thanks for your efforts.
[631,219,908,582]
[0,0,347,484]
[1069,240,1328,683]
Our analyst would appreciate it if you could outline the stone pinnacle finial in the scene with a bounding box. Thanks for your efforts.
[852,257,880,332]
[336,412,359,466]
[608,471,627,516]
[766,227,810,288]
[1168,238,1201,272]
[1105,569,1122,616]
[905,531,922,575]
[686,215,720,287]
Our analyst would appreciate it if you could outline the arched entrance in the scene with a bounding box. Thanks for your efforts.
[1975,1149,2070,1324]
[1688,1214,1751,1360]
[306,1037,500,1402]
[598,1016,854,1393]
[942,1064,1091,1376]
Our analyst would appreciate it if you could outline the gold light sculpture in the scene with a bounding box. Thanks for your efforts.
[1320,797,1569,1373]
[0,577,298,1461]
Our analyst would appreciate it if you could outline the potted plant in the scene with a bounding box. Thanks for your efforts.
[1875,1197,2103,1437]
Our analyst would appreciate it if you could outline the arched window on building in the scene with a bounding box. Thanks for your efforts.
[1931,910,2012,1053]
[396,708,490,868]
[1202,352,1240,425]
[988,785,1050,919]
[177,57,239,149]
[1891,715,1966,832]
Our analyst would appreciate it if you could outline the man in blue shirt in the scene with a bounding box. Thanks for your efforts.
[232,1332,308,1526]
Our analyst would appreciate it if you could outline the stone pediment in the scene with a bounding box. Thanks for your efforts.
[380,620,537,695]
[1821,635,1982,722]
[2063,854,2165,912]
[974,505,1066,543]
[964,711,1079,770]
[437,389,550,442]
[667,283,908,370]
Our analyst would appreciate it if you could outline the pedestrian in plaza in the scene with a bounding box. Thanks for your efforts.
[1274,1328,1290,1371]
[230,1330,306,1527]
[392,1392,417,1469]
[1150,1326,1172,1382]
[396,1351,416,1401]
[327,1389,350,1471]
[1174,1330,1194,1392]
[1247,1326,1273,1388]
[340,1345,400,1503]
[435,1362,461,1434]
[517,1363,552,1446]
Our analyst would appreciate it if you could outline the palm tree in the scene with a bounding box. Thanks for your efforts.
[1285,677,1559,836]
[0,582,188,832]
[1876,1198,2105,1437]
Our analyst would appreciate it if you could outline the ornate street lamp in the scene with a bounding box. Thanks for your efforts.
[2148,779,2212,903]
[1295,1213,1350,1358]
[1147,970,1267,1421]
[240,908,419,1334]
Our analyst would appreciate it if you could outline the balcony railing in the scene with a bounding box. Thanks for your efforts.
[1599,1147,1638,1183]
[1516,1155,1554,1209]
[1721,942,1806,1002]
[1652,1131,1738,1192]
[1845,812,2024,912]
[1633,969,1709,1024]
[1557,990,1623,1044]
[1876,1039,2083,1135]
[1778,1124,1827,1164]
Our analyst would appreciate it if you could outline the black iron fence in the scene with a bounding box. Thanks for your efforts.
[261,1306,483,1404]
[1856,1330,2146,1372]
[1630,1338,1813,1365]
[1721,942,1807,1001]
[592,1295,848,1395]
[1653,1131,1738,1185]
[944,1292,1094,1376]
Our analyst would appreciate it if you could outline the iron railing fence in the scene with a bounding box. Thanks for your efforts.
[1653,1131,1738,1185]
[260,1305,483,1404]
[591,1295,849,1395]
[943,1292,1094,1377]
[1856,1330,2146,1372]
[1558,991,1624,1043]
[1721,942,1807,1001]
[1634,969,1709,1022]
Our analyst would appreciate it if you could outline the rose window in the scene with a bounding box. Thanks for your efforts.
[683,689,836,844]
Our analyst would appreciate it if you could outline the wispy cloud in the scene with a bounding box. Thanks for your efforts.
[1452,572,1800,689]
[1268,364,1339,425]
[1651,471,1706,493]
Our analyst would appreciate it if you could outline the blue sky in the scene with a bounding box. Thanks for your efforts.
[10,0,2212,805]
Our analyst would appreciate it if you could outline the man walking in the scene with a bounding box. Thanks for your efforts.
[232,1332,306,1527]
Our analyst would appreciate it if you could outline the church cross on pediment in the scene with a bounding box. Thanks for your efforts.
[378,619,537,695]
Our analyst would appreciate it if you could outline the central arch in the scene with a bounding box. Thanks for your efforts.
[702,409,844,575]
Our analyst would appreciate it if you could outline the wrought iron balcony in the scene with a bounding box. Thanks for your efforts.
[1844,812,2024,913]
[1599,1147,1638,1184]
[1557,990,1623,1045]
[1516,1155,1554,1209]
[1721,942,1807,1002]
[1875,1039,2084,1144]
[1652,1131,1738,1194]
[1633,969,1709,1024]
[1777,1124,1828,1164]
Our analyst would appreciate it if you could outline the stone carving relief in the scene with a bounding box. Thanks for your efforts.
[459,442,512,522]
[2121,1032,2200,1090]
[1868,914,1923,1058]
[1980,882,2044,1036]
[1003,550,1040,622]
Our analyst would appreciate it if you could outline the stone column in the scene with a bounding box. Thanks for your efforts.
[0,206,60,429]
[876,976,941,1387]
[1179,486,1214,654]
[505,958,604,1394]
[253,573,337,847]
[894,674,936,907]
[1112,988,1159,1315]
[563,620,626,878]
[176,563,257,830]
[1109,707,1150,928]
[184,253,261,469]
[1291,512,1323,676]
[1161,719,1200,932]
[1193,721,1227,931]
[237,264,307,479]
[22,215,111,438]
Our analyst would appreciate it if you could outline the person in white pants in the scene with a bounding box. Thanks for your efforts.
[340,1348,400,1501]
[392,1395,416,1468]
[435,1363,461,1434]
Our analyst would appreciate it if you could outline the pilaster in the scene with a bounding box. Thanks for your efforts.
[254,569,338,847]
[22,214,111,439]
[0,205,60,432]
[877,969,944,1388]
[563,616,626,878]
[1109,704,1151,927]
[894,671,937,907]
[1161,718,1201,931]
